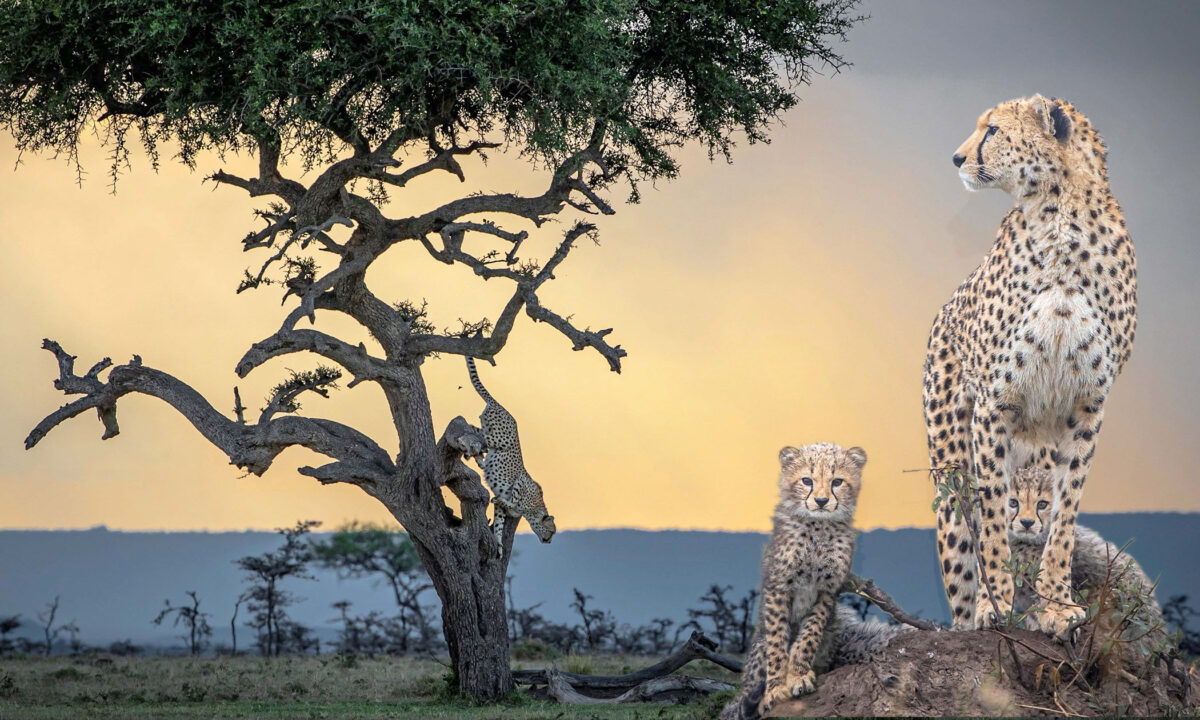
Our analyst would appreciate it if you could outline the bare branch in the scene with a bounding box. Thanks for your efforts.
[525,297,626,373]
[26,342,394,487]
[842,573,942,632]
[236,328,389,388]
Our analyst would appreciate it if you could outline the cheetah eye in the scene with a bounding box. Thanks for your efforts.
[1036,500,1049,511]
[800,477,813,487]
[985,125,999,137]
[832,478,845,487]
[1008,498,1019,508]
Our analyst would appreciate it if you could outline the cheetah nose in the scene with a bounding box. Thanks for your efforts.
[1021,519,1035,530]
[814,497,829,508]
[952,153,966,168]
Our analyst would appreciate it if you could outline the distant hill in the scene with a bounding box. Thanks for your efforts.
[0,514,1195,648]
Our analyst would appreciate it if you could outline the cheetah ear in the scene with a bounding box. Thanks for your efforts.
[1031,95,1070,142]
[778,446,801,467]
[1049,102,1071,142]
[845,446,868,468]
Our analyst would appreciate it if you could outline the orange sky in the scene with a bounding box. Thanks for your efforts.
[2,1,1199,533]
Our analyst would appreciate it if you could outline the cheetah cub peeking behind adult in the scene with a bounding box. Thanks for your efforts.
[1007,467,1160,627]
[466,358,555,556]
[721,443,865,719]
[924,95,1136,637]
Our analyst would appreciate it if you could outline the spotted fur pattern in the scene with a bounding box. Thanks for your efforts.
[721,443,866,719]
[466,358,555,556]
[925,95,1136,637]
[1007,467,1160,625]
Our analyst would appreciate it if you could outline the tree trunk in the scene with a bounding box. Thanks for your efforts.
[380,362,517,701]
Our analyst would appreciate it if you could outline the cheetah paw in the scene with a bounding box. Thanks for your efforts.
[972,595,1013,629]
[787,669,817,698]
[1027,601,1085,641]
[758,680,792,717]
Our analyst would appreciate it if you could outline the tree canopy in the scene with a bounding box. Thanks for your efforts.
[0,0,858,185]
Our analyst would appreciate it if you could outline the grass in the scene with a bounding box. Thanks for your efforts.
[0,654,734,719]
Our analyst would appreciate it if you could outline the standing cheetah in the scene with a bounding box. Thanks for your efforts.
[721,443,866,719]
[924,95,1136,637]
[466,358,556,555]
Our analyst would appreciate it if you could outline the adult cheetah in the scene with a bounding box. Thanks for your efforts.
[924,95,1136,637]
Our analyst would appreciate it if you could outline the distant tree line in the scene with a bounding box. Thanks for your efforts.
[5,521,1196,662]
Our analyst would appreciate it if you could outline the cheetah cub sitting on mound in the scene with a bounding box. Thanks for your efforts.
[1007,467,1160,626]
[721,443,867,719]
[466,358,555,556]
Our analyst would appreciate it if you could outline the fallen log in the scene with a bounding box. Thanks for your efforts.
[514,631,741,700]
[544,669,735,705]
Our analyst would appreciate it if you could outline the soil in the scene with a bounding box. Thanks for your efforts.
[770,628,1197,717]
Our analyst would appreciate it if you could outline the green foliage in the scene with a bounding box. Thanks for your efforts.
[265,366,341,414]
[309,522,422,580]
[392,300,436,335]
[0,0,861,184]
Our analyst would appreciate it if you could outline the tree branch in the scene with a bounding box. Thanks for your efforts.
[842,573,942,632]
[367,140,501,188]
[236,329,389,387]
[26,341,395,489]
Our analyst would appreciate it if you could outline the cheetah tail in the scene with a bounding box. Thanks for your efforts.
[465,356,493,402]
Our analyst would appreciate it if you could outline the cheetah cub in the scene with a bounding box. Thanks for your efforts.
[1007,467,1160,626]
[722,443,866,719]
[466,358,555,556]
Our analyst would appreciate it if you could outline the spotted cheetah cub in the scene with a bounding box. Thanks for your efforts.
[722,443,866,719]
[466,358,555,556]
[1007,467,1160,625]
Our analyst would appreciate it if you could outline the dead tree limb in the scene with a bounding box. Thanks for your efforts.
[841,573,943,632]
[544,669,735,705]
[514,631,741,697]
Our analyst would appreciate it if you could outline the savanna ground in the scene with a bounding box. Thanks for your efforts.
[0,653,737,719]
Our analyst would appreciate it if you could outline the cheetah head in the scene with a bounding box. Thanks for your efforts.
[953,95,1104,195]
[1007,466,1053,544]
[527,512,557,544]
[776,443,867,521]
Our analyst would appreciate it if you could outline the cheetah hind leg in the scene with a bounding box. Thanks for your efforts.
[490,496,516,558]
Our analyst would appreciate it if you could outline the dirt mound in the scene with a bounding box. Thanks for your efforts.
[770,628,1197,717]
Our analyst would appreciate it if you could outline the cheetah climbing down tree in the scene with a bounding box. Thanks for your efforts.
[924,95,1136,637]
[466,357,556,556]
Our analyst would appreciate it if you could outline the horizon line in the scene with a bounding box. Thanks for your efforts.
[2,509,1196,534]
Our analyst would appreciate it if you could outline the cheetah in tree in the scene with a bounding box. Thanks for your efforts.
[1007,467,1160,626]
[924,95,1136,637]
[720,443,866,719]
[466,357,556,555]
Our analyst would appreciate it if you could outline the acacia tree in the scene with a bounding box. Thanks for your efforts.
[311,522,438,652]
[153,591,213,656]
[5,0,859,700]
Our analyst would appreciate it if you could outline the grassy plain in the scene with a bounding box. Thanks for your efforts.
[0,653,735,719]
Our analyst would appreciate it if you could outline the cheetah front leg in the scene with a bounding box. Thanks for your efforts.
[1028,398,1105,639]
[756,579,794,717]
[924,334,979,628]
[970,398,1015,628]
[785,591,836,699]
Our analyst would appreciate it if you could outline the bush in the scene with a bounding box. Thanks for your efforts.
[511,639,558,662]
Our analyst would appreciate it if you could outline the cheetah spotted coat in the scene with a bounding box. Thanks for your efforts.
[466,358,555,555]
[925,95,1136,637]
[721,443,866,719]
